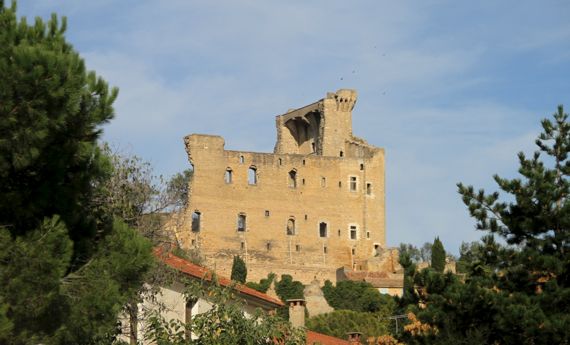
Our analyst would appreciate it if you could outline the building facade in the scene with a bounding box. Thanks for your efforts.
[178,89,387,283]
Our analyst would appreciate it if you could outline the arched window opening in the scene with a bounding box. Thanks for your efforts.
[339,151,344,157]
[278,158,282,165]
[319,222,328,238]
[248,166,257,185]
[239,155,244,164]
[237,214,246,232]
[287,218,295,235]
[321,177,326,187]
[288,170,297,188]
[191,211,201,232]
[360,163,364,171]
[225,168,233,184]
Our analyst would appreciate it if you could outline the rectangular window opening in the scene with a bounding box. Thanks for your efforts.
[265,210,270,217]
[350,176,357,192]
[237,214,246,232]
[295,244,301,252]
[191,211,201,232]
[366,183,372,195]
[319,222,328,238]
[350,225,357,240]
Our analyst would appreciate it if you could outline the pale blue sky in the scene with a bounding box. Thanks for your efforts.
[16,1,570,253]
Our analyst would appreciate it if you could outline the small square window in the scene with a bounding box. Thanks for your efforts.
[265,210,270,217]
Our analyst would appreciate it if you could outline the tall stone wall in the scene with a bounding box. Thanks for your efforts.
[177,90,386,285]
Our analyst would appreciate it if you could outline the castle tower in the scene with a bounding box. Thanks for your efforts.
[180,90,386,284]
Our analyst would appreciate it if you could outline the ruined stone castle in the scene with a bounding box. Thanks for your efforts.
[178,89,395,284]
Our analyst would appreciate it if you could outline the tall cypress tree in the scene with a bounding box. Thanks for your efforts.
[430,237,446,273]
[231,256,247,283]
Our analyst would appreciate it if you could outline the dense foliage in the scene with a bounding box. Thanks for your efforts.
[322,280,395,313]
[144,276,305,345]
[400,106,570,345]
[306,310,393,341]
[230,256,247,283]
[0,3,153,343]
[245,272,276,293]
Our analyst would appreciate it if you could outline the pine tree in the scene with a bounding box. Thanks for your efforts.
[0,3,153,343]
[230,256,247,283]
[430,237,446,273]
[401,106,570,345]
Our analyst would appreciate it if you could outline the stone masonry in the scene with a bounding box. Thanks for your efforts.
[177,89,387,284]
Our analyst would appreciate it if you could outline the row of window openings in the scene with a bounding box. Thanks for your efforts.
[238,153,364,168]
[192,212,369,239]
[241,242,359,255]
[224,168,372,194]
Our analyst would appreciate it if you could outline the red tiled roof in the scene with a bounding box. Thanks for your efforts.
[154,248,284,307]
[306,330,350,345]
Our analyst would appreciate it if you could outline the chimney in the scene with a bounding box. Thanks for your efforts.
[347,331,363,344]
[286,299,306,328]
